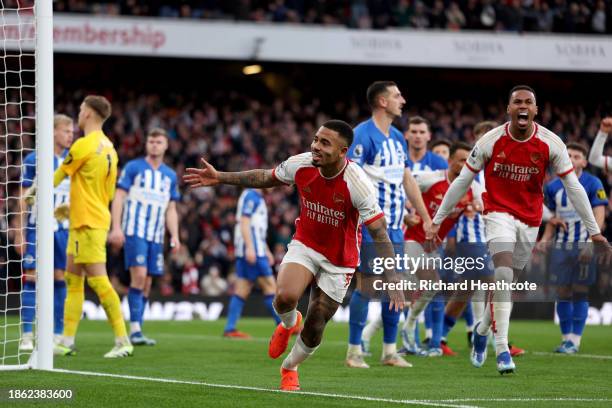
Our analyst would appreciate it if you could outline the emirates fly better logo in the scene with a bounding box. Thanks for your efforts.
[301,197,345,227]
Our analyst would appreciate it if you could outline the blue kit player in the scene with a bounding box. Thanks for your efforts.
[223,188,280,338]
[540,142,607,354]
[345,81,431,368]
[17,114,74,351]
[109,128,181,346]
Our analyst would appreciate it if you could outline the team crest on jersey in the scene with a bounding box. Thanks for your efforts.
[63,153,73,165]
[352,144,364,158]
[333,192,344,204]
[530,152,543,164]
[597,188,607,200]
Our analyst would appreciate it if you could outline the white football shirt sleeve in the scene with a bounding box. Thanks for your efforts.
[549,140,574,177]
[432,167,477,225]
[272,152,312,185]
[560,171,601,236]
[347,164,384,225]
[413,170,446,193]
[588,131,610,171]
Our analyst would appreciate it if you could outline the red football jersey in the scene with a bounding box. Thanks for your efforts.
[466,122,573,227]
[404,170,474,243]
[272,153,383,268]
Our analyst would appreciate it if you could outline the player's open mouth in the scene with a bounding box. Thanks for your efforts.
[517,112,529,126]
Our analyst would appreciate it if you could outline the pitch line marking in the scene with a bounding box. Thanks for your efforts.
[52,368,479,408]
[532,351,612,361]
[429,398,612,403]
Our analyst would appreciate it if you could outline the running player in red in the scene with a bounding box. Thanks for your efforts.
[427,85,611,374]
[184,119,405,390]
[401,141,480,356]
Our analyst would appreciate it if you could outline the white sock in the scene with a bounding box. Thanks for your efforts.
[63,336,75,347]
[362,314,383,342]
[492,266,513,355]
[276,308,297,329]
[472,299,485,323]
[347,344,361,355]
[382,342,396,357]
[570,333,582,347]
[425,328,433,339]
[562,334,571,341]
[476,298,492,336]
[130,322,141,334]
[282,336,317,371]
[405,289,436,332]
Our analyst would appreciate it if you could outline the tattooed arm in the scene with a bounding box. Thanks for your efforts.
[183,158,284,189]
[365,217,405,312]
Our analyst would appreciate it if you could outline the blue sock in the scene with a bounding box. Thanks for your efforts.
[264,294,281,325]
[21,281,36,333]
[571,296,589,337]
[556,300,573,337]
[424,302,433,336]
[140,296,148,329]
[429,300,444,349]
[462,302,474,328]
[225,295,246,332]
[442,314,457,338]
[53,280,67,335]
[128,288,143,329]
[348,290,369,345]
[381,302,400,344]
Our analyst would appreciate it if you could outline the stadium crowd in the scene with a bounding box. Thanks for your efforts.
[1,86,611,297]
[52,0,612,34]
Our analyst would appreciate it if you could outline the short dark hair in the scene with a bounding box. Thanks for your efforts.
[83,95,111,121]
[147,127,168,139]
[322,119,354,147]
[566,142,588,158]
[474,121,498,139]
[430,138,451,150]
[366,81,397,110]
[508,85,536,102]
[408,116,431,132]
[449,141,473,158]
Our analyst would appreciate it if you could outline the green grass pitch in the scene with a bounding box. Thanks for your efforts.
[1,319,611,407]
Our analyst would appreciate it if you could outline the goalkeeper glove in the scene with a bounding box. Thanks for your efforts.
[23,186,36,206]
[54,203,70,222]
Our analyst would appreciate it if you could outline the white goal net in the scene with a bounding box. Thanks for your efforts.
[1,0,54,370]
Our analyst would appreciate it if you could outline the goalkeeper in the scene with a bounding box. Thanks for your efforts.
[16,114,74,352]
[53,95,133,358]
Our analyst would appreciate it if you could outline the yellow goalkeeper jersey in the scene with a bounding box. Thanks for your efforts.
[57,130,118,230]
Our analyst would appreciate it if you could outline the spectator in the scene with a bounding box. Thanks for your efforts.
[201,265,229,297]
[446,1,466,30]
[592,0,608,33]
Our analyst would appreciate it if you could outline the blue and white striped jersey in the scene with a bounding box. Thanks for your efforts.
[22,150,70,232]
[117,158,180,244]
[348,119,409,230]
[456,171,487,243]
[406,150,448,173]
[544,171,607,244]
[234,189,268,258]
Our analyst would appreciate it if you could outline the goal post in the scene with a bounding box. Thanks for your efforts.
[34,0,55,371]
